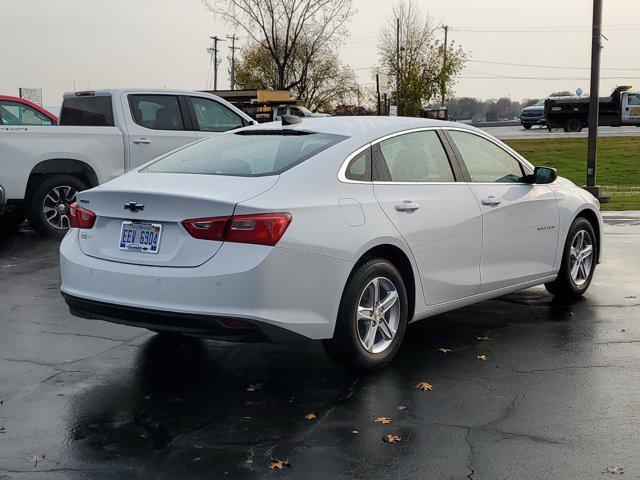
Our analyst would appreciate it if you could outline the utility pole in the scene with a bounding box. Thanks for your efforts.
[441,25,448,107]
[396,17,401,116]
[227,34,239,90]
[207,36,224,91]
[586,0,603,197]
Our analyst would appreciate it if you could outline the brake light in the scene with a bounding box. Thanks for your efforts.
[181,213,292,246]
[68,202,96,229]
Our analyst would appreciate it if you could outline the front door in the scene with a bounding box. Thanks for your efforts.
[372,129,483,305]
[185,96,245,140]
[447,129,559,293]
[622,93,640,125]
[125,93,197,170]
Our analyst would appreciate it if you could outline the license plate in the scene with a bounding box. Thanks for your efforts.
[118,222,162,254]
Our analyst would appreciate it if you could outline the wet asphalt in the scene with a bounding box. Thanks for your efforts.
[1,215,639,479]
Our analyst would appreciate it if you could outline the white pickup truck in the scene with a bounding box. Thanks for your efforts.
[0,88,255,235]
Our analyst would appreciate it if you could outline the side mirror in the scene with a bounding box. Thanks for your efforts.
[527,166,557,184]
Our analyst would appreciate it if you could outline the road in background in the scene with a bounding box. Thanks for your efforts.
[483,124,640,140]
[1,213,639,478]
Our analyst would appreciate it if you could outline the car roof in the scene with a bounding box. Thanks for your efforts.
[61,88,227,98]
[239,116,482,140]
[0,95,59,121]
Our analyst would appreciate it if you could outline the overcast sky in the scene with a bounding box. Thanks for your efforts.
[2,0,638,106]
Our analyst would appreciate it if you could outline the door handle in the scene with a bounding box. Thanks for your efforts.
[133,138,151,145]
[481,196,502,206]
[395,200,421,212]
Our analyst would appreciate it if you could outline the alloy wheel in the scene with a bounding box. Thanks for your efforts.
[569,229,594,286]
[42,185,77,230]
[356,277,401,354]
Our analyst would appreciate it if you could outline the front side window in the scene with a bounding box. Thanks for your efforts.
[448,130,524,183]
[189,97,243,132]
[374,130,455,182]
[0,101,53,125]
[144,130,345,177]
[628,94,640,106]
[129,95,184,130]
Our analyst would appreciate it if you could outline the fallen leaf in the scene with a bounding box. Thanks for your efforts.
[416,381,434,391]
[621,329,627,332]
[397,405,407,411]
[437,348,451,353]
[477,354,488,361]
[245,383,262,392]
[268,459,290,470]
[375,416,392,424]
[304,413,317,420]
[246,458,253,465]
[0,426,5,433]
[603,466,624,475]
[624,296,636,299]
[477,336,490,341]
[28,454,45,467]
[193,457,201,462]
[383,434,401,443]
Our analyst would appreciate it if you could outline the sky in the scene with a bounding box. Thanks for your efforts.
[1,0,638,107]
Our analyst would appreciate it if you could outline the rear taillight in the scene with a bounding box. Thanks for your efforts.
[68,203,96,229]
[181,212,292,246]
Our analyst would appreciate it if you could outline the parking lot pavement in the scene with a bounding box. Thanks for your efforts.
[483,124,640,140]
[1,216,639,479]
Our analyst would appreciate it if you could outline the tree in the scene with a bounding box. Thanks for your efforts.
[378,0,467,117]
[234,40,361,111]
[204,0,355,92]
[549,91,573,97]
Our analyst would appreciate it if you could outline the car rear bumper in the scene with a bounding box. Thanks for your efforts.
[60,230,352,340]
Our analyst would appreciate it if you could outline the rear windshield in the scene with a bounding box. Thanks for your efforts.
[59,96,114,126]
[143,130,346,176]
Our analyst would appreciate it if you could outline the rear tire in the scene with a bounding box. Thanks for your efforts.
[564,118,583,133]
[28,175,87,237]
[323,258,408,371]
[545,217,597,299]
[523,124,532,130]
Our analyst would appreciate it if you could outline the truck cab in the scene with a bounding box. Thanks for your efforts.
[272,105,330,121]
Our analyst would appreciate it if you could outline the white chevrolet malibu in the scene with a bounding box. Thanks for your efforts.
[60,117,603,370]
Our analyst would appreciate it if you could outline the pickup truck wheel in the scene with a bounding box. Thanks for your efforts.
[0,212,25,233]
[523,124,532,130]
[28,175,87,236]
[564,118,583,133]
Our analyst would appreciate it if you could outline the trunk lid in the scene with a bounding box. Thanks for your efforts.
[77,172,277,267]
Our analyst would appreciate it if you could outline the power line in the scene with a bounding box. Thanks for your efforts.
[468,59,640,71]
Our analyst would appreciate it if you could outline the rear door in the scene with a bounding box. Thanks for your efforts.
[125,94,198,170]
[622,92,640,125]
[372,129,482,305]
[446,129,559,293]
[185,95,245,140]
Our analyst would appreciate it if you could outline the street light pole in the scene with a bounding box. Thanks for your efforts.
[586,0,603,197]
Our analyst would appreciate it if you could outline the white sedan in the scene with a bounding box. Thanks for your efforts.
[60,117,603,370]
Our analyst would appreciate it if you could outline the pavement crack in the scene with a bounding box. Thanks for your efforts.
[39,329,128,342]
[511,364,627,374]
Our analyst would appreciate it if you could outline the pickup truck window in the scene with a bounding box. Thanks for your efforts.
[628,94,640,106]
[143,130,346,177]
[188,97,243,132]
[60,96,114,126]
[0,101,53,126]
[129,95,185,131]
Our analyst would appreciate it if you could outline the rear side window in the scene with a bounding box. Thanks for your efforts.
[60,96,114,126]
[374,130,455,182]
[129,95,184,130]
[448,130,524,183]
[143,130,345,177]
[0,101,53,125]
[188,96,243,132]
[345,148,371,181]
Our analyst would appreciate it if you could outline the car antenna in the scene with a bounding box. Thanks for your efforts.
[281,114,302,126]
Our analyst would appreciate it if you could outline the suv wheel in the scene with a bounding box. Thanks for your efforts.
[28,175,87,236]
[564,118,582,133]
[323,258,408,371]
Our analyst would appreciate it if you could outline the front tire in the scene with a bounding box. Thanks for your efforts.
[564,118,583,133]
[523,124,532,130]
[323,258,408,371]
[28,175,87,237]
[545,217,597,299]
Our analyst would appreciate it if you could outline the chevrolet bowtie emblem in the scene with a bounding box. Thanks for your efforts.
[124,202,144,213]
